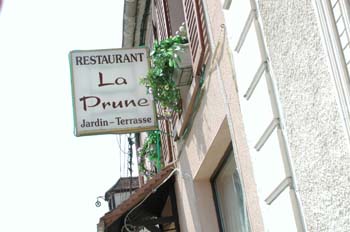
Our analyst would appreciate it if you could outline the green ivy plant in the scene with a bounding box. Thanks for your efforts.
[137,131,161,177]
[141,35,188,112]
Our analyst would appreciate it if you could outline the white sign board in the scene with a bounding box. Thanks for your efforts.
[69,48,157,136]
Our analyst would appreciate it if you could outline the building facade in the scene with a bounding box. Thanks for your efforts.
[98,0,350,231]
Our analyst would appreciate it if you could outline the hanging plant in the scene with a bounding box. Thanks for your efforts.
[141,35,189,112]
[137,131,161,177]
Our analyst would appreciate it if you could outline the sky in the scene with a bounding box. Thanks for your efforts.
[0,1,313,232]
[0,0,129,231]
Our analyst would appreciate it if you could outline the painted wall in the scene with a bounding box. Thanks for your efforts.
[172,0,264,231]
[257,0,350,231]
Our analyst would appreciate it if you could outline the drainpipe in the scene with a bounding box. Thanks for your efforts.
[122,0,138,48]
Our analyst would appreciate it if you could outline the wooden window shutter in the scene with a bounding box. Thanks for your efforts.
[183,0,206,77]
[160,119,174,164]
[154,0,171,40]
[172,0,207,137]
[157,104,174,165]
[151,1,158,40]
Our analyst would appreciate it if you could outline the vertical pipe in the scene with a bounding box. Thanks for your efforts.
[128,135,134,195]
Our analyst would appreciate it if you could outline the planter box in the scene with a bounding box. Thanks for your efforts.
[175,43,192,68]
[173,43,193,87]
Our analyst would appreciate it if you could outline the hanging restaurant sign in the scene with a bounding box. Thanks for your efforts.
[69,48,157,136]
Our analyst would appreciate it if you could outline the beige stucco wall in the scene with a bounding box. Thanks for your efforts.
[123,0,265,231]
[172,0,265,231]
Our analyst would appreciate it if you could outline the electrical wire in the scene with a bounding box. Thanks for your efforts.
[119,135,122,178]
[123,136,127,177]
[121,223,137,232]
[117,134,129,155]
[123,167,179,232]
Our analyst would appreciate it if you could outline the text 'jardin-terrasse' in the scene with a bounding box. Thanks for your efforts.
[75,52,153,129]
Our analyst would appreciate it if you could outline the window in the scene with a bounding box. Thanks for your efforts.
[329,0,350,72]
[315,0,350,139]
[211,146,251,232]
[150,0,208,148]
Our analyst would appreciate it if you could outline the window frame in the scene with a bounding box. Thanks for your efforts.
[210,144,251,232]
[210,145,231,232]
[150,0,208,140]
[314,0,350,140]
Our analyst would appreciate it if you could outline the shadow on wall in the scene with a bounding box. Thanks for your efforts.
[189,24,227,162]
[173,26,230,230]
[175,154,203,232]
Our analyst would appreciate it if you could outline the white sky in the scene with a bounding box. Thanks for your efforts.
[0,1,128,231]
[0,1,306,231]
